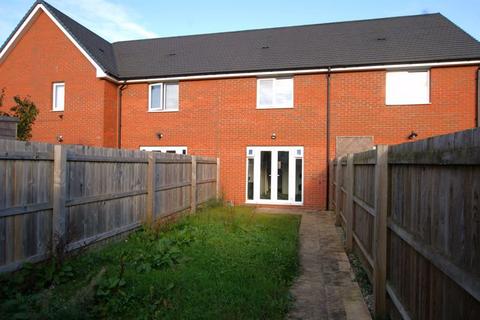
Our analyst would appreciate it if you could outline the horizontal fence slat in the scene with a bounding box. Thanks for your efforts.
[388,146,480,165]
[340,212,346,225]
[0,202,52,218]
[155,181,191,192]
[386,282,412,320]
[196,160,217,164]
[66,222,141,252]
[197,178,217,185]
[67,153,148,163]
[0,252,50,273]
[353,195,376,217]
[156,159,192,164]
[0,151,53,160]
[388,219,480,302]
[353,232,374,268]
[66,189,147,207]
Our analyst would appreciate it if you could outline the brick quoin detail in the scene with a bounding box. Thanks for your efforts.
[0,11,477,209]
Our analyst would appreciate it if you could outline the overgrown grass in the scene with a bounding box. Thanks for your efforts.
[0,206,300,319]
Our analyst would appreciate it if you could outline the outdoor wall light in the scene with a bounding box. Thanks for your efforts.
[156,132,163,139]
[56,135,63,143]
[408,131,418,140]
[271,133,277,140]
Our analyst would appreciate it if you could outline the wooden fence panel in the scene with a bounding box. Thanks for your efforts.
[196,157,217,205]
[0,140,53,272]
[331,127,480,319]
[154,153,192,218]
[0,139,218,272]
[65,146,149,250]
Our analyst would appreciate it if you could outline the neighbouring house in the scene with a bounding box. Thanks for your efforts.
[1,1,480,209]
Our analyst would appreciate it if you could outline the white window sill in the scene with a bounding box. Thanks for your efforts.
[148,109,179,113]
[256,106,294,110]
[51,109,64,112]
[386,102,431,106]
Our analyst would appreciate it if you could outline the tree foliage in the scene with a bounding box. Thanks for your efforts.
[0,88,39,141]
[0,87,5,108]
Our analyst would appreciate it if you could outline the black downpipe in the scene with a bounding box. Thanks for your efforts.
[476,67,480,127]
[117,81,127,148]
[326,68,331,210]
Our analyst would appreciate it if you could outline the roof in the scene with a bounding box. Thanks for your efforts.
[41,1,118,77]
[2,1,480,80]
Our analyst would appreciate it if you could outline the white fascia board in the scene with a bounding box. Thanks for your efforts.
[0,4,107,78]
[122,60,480,84]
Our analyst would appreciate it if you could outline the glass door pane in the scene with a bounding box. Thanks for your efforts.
[260,151,271,199]
[277,151,289,200]
[247,158,254,200]
[295,158,302,202]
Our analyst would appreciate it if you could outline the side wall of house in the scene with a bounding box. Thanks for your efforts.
[0,11,111,146]
[121,66,477,209]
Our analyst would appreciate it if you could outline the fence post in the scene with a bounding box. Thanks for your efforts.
[52,145,67,256]
[146,153,156,223]
[216,158,221,200]
[373,145,389,319]
[334,159,342,226]
[345,153,354,251]
[191,156,197,213]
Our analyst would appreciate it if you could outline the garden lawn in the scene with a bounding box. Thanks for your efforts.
[0,205,300,319]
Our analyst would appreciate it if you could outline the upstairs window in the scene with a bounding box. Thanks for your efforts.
[386,70,430,105]
[257,77,293,108]
[52,82,65,111]
[149,82,179,111]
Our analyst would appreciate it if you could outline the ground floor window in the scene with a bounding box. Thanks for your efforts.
[246,146,303,205]
[140,146,187,154]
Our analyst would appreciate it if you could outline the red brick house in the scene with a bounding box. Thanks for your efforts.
[1,1,480,209]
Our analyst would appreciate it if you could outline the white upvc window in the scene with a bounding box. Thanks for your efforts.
[148,82,179,112]
[52,82,65,111]
[386,70,430,105]
[140,146,187,155]
[257,77,293,108]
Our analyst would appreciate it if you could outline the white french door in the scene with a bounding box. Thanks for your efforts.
[246,146,303,205]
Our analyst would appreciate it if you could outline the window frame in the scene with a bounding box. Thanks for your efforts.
[148,82,179,112]
[52,82,65,112]
[385,69,431,106]
[245,146,304,205]
[256,77,294,109]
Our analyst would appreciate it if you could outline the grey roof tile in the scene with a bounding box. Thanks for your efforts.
[2,1,480,79]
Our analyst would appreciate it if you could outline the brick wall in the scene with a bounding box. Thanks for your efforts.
[120,75,328,208]
[120,68,477,209]
[0,11,108,146]
[329,67,477,159]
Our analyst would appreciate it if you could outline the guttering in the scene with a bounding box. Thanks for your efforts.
[117,81,127,148]
[477,67,480,127]
[101,59,480,84]
[325,67,331,210]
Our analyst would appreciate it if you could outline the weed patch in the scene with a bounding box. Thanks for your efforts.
[0,206,300,319]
